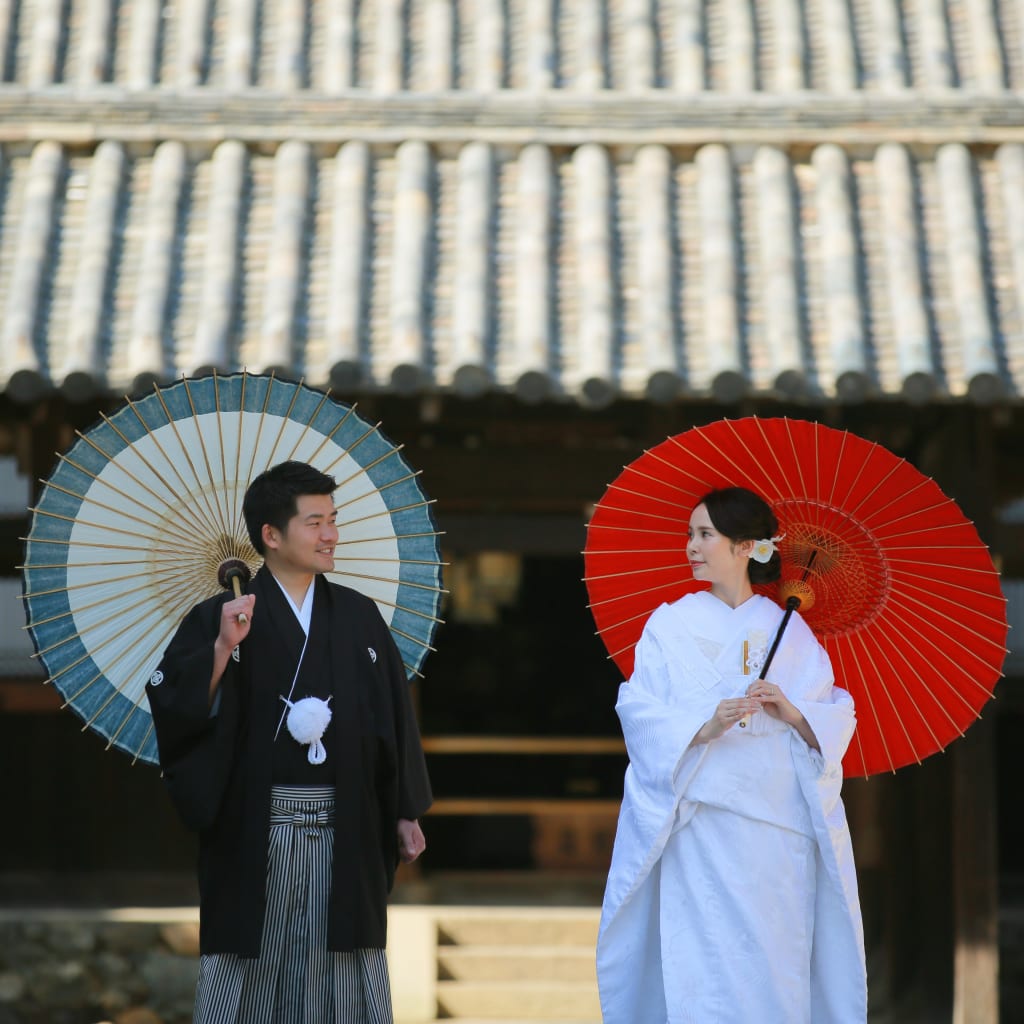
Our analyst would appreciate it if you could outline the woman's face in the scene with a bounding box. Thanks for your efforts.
[687,503,751,586]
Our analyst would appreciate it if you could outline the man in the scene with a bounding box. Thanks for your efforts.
[146,460,432,1023]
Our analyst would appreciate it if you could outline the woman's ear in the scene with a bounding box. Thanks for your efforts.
[734,538,755,558]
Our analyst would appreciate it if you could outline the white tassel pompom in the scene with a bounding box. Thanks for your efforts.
[283,696,332,764]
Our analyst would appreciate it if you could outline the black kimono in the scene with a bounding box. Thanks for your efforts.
[146,565,432,957]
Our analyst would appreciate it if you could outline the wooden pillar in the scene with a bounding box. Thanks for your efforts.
[953,715,999,1023]
[949,410,1000,1024]
[911,408,1000,1024]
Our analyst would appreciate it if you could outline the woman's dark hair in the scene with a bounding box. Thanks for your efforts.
[242,461,337,555]
[697,486,781,584]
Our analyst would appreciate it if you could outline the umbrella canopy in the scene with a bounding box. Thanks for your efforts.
[584,417,1009,777]
[21,372,444,766]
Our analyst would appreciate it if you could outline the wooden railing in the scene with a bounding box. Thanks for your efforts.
[421,735,624,818]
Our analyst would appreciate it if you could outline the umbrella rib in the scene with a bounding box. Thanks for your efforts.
[586,523,700,539]
[22,566,212,606]
[38,482,198,550]
[181,375,232,533]
[225,371,245,539]
[597,604,667,641]
[49,456,200,549]
[606,637,639,665]
[123,393,225,533]
[130,719,156,766]
[331,555,447,566]
[20,536,193,560]
[346,593,445,624]
[335,529,444,546]
[336,498,437,532]
[104,698,149,753]
[868,622,984,725]
[332,568,447,595]
[299,401,361,468]
[836,632,908,773]
[847,623,973,746]
[55,604,176,699]
[881,601,1003,693]
[610,464,698,500]
[27,507,194,553]
[331,443,406,491]
[25,582,167,629]
[263,376,306,470]
[884,590,1009,664]
[33,595,166,664]
[599,484,693,516]
[334,470,423,513]
[584,547,686,556]
[888,573,1008,613]
[213,372,229,528]
[283,387,335,464]
[584,566,685,583]
[588,502,686,526]
[648,442,743,492]
[853,474,936,526]
[873,520,975,545]
[237,371,277,536]
[588,578,687,609]
[72,418,213,539]
[389,626,437,653]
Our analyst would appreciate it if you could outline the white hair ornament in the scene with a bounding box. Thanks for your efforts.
[749,534,785,564]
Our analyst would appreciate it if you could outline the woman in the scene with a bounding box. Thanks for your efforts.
[596,487,867,1023]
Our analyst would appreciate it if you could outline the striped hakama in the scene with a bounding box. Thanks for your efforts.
[194,786,394,1024]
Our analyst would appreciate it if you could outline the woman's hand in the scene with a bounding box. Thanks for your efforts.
[746,679,820,752]
[745,679,799,725]
[691,696,762,746]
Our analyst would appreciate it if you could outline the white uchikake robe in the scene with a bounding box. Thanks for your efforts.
[597,593,867,1024]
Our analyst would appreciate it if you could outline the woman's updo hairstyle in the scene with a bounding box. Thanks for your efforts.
[697,486,782,584]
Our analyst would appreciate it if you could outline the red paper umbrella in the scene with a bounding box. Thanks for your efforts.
[583,417,1009,777]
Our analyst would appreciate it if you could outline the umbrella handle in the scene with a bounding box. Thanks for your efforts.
[230,576,249,625]
[759,596,800,680]
[738,595,799,729]
[760,549,817,680]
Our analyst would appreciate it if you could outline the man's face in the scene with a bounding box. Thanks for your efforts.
[262,493,338,577]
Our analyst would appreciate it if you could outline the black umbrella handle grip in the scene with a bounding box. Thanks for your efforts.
[759,595,801,681]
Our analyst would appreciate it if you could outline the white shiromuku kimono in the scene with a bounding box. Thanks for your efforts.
[597,592,867,1024]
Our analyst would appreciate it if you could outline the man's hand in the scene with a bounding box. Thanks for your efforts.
[218,594,255,650]
[397,818,426,863]
[209,594,255,706]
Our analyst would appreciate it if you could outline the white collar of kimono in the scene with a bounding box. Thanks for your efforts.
[270,574,315,635]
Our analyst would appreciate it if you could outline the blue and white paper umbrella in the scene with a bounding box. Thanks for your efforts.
[21,373,444,765]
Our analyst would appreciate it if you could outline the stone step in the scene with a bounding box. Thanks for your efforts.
[435,980,602,1020]
[436,911,599,948]
[437,945,597,983]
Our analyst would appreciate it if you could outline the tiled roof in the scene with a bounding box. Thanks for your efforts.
[0,0,1022,406]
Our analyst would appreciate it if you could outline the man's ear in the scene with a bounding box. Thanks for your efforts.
[262,523,280,551]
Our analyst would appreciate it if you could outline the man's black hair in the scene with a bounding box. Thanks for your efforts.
[242,461,337,555]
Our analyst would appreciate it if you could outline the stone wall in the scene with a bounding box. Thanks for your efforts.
[0,912,200,1024]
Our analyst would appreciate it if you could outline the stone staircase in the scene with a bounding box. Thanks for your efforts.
[429,907,601,1023]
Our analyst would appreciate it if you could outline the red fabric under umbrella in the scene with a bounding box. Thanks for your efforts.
[584,417,1009,777]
